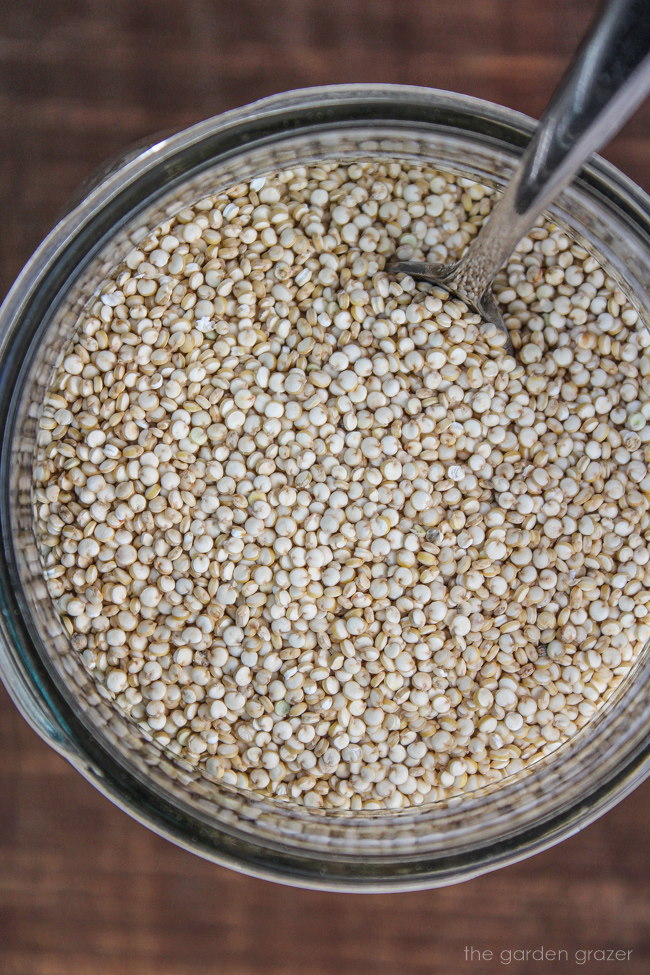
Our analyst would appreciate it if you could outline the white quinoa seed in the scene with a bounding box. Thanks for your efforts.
[33,158,650,811]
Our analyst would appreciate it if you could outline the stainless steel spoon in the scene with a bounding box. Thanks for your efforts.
[389,0,650,354]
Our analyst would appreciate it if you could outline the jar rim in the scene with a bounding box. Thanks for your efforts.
[0,84,648,891]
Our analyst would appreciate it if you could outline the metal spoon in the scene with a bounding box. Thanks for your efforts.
[389,0,650,354]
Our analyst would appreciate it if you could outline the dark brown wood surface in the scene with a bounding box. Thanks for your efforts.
[1,2,649,974]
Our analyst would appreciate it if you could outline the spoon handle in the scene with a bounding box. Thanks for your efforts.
[455,0,650,302]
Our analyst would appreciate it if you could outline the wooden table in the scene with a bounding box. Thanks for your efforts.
[1,2,648,973]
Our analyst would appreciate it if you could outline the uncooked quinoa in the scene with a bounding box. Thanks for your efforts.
[33,160,650,810]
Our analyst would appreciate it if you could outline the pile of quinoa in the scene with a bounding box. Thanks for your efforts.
[33,160,650,810]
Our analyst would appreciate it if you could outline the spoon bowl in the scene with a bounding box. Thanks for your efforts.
[387,258,515,355]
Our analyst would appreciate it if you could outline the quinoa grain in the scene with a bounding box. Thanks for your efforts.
[33,160,650,809]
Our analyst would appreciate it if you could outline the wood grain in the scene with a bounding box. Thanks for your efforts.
[1,2,649,974]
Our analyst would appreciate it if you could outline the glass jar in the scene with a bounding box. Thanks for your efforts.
[0,85,648,892]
